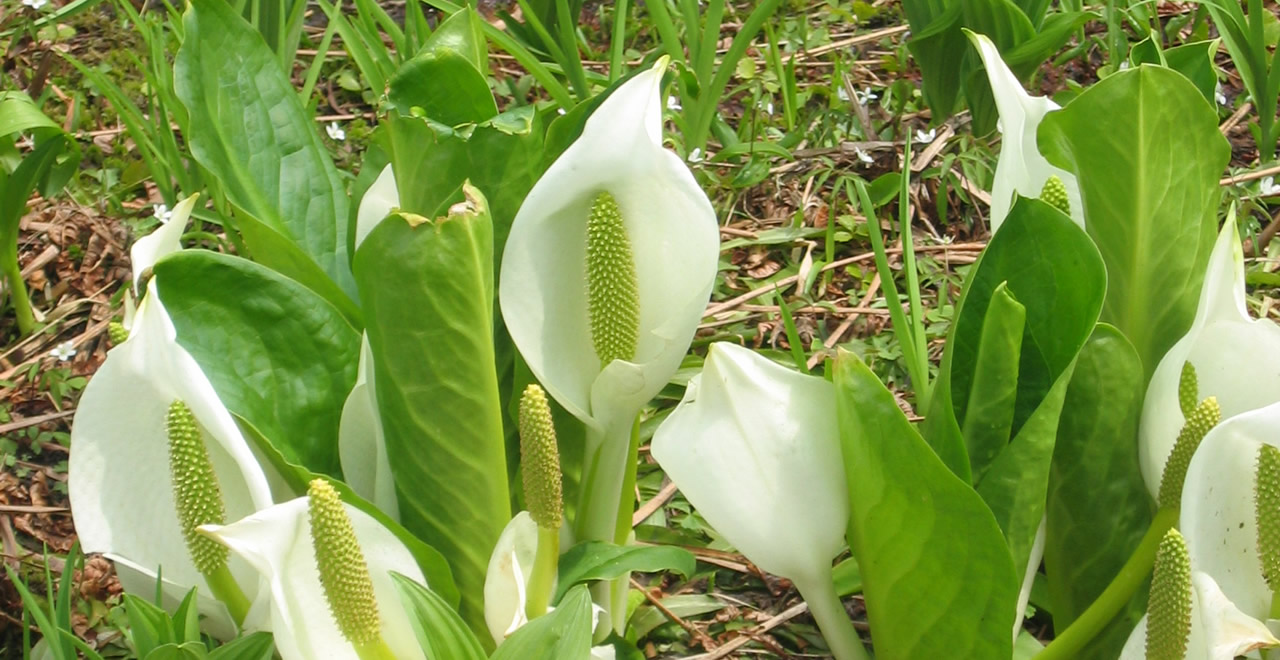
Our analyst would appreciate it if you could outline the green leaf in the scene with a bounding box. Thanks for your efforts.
[388,17,497,127]
[1039,65,1230,379]
[489,585,594,660]
[834,350,1018,659]
[905,2,966,118]
[1045,324,1151,659]
[554,542,696,603]
[960,282,1025,477]
[175,0,356,302]
[391,572,487,660]
[0,93,61,137]
[1162,41,1221,104]
[123,594,167,657]
[379,107,545,265]
[143,643,207,660]
[208,633,276,660]
[354,186,511,642]
[155,250,360,477]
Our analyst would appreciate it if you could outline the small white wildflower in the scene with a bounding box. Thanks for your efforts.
[152,204,172,224]
[325,122,346,141]
[666,96,682,111]
[837,87,850,102]
[915,128,936,145]
[763,100,774,116]
[1118,61,1130,71]
[1215,83,1229,107]
[49,341,76,362]
[854,147,874,166]
[556,107,567,116]
[1260,176,1280,197]
[22,0,47,9]
[855,87,877,105]
[687,147,703,163]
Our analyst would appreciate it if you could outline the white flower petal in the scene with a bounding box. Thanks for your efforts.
[968,32,1084,231]
[338,335,398,521]
[68,280,274,635]
[1139,215,1280,496]
[1181,402,1280,621]
[354,165,399,251]
[201,496,426,660]
[131,195,198,293]
[651,343,848,584]
[483,511,540,646]
[499,60,719,431]
[1120,572,1278,659]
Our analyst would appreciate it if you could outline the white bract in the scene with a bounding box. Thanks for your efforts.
[968,31,1084,230]
[69,279,274,638]
[132,194,197,293]
[1138,214,1280,497]
[483,512,540,645]
[499,58,719,437]
[652,342,848,585]
[1119,571,1277,659]
[201,496,426,660]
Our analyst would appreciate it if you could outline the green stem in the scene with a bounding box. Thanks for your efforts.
[1033,507,1179,660]
[353,636,399,660]
[525,525,560,620]
[203,563,251,628]
[574,419,633,544]
[794,571,870,660]
[2,243,35,336]
[608,0,629,81]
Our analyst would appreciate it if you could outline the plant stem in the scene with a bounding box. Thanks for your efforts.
[525,524,560,620]
[794,571,870,660]
[203,563,251,628]
[1033,507,1178,660]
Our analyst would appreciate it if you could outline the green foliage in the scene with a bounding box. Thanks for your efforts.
[489,585,594,660]
[553,542,696,602]
[1202,0,1280,160]
[1039,65,1231,380]
[353,189,511,643]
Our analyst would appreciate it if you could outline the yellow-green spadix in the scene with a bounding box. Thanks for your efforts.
[68,278,274,639]
[200,481,427,660]
[1139,212,1280,500]
[498,58,719,436]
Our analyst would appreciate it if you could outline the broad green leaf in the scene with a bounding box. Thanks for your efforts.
[354,186,511,641]
[554,542,696,603]
[1039,65,1230,379]
[155,250,360,478]
[380,107,545,262]
[922,198,1104,581]
[123,594,166,657]
[175,0,356,302]
[834,350,1017,659]
[388,52,496,126]
[391,573,487,660]
[630,595,726,638]
[208,633,276,660]
[0,93,61,137]
[238,421,460,608]
[1127,38,1219,103]
[489,585,594,660]
[961,282,1025,477]
[1045,324,1151,659]
[143,643,206,660]
[1003,13,1094,77]
[905,2,966,118]
[424,6,488,71]
[960,0,1035,134]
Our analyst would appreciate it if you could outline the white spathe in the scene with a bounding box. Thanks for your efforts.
[967,31,1084,231]
[201,496,426,660]
[483,511,540,646]
[130,194,198,293]
[1138,214,1280,497]
[651,342,848,585]
[1119,571,1277,659]
[499,59,720,435]
[1180,402,1280,623]
[354,165,399,250]
[68,279,275,638]
[337,336,398,521]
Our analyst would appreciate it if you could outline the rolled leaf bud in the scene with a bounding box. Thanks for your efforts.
[1177,362,1197,419]
[166,400,229,574]
[1158,396,1220,509]
[1146,528,1192,660]
[1256,444,1280,590]
[518,385,563,529]
[308,479,381,646]
[107,322,129,345]
[585,191,640,367]
[1040,175,1071,216]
